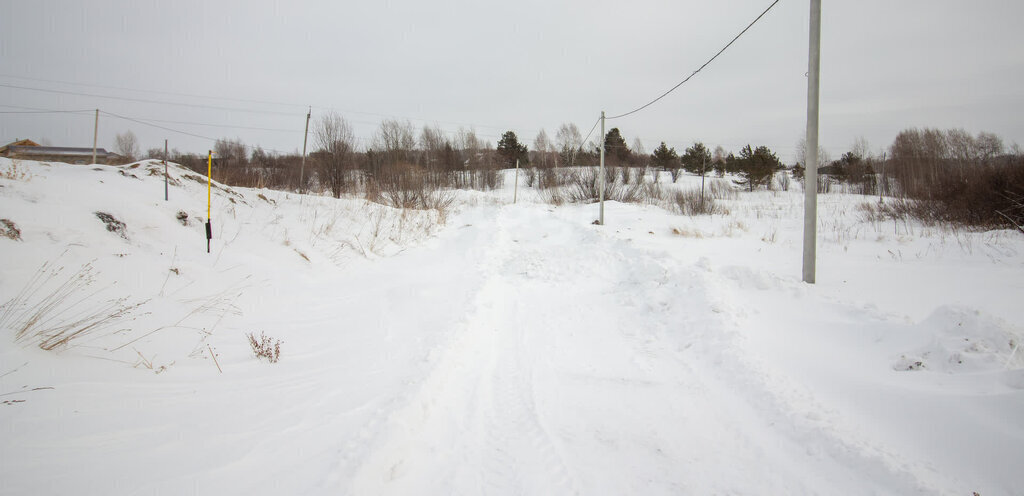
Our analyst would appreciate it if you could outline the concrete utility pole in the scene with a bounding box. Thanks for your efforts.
[92,109,99,165]
[300,107,311,193]
[599,111,606,225]
[802,0,822,284]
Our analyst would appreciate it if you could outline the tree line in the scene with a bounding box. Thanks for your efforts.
[111,114,1024,231]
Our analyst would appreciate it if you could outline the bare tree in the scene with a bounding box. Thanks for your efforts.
[630,138,647,167]
[976,131,1004,161]
[555,123,582,167]
[533,129,551,168]
[372,119,416,167]
[454,127,484,168]
[851,136,871,160]
[795,136,831,167]
[313,111,356,198]
[114,131,139,162]
[214,138,248,167]
[419,124,447,167]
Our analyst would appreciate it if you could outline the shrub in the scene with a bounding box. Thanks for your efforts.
[0,219,21,241]
[670,189,727,216]
[366,163,455,212]
[565,167,644,204]
[708,179,740,200]
[94,212,128,240]
[887,128,1024,229]
[247,331,281,363]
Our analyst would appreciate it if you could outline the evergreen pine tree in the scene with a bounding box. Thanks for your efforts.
[650,142,679,170]
[734,145,781,191]
[497,131,529,168]
[603,128,630,164]
[681,142,712,175]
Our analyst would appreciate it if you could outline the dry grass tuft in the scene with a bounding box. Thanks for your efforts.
[0,219,21,241]
[0,260,147,351]
[0,160,31,181]
[247,331,281,363]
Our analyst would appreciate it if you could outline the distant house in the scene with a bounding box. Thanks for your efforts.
[0,139,40,154]
[0,139,121,165]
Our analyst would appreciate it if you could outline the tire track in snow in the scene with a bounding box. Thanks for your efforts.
[350,205,579,495]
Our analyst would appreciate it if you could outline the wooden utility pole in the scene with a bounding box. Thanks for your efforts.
[164,139,169,201]
[92,109,99,164]
[700,152,707,212]
[513,159,520,204]
[599,111,606,225]
[300,107,311,193]
[206,150,213,254]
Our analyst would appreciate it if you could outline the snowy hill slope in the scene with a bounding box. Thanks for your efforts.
[1,158,1023,495]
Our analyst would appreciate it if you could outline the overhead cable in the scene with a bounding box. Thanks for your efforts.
[607,0,782,120]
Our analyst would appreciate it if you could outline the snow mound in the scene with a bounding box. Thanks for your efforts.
[894,305,1023,373]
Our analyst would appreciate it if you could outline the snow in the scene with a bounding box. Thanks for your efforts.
[1,158,1022,495]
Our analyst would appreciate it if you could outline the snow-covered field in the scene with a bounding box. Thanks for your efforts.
[1,157,1022,495]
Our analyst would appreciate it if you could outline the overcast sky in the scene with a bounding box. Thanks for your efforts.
[2,0,1023,163]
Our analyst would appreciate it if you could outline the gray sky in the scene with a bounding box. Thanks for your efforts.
[2,0,1023,163]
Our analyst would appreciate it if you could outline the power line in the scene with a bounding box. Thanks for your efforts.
[0,104,94,114]
[0,77,544,138]
[607,0,782,120]
[0,73,519,131]
[100,110,290,155]
[0,83,301,117]
[0,73,307,110]
[581,116,602,148]
[107,114,303,134]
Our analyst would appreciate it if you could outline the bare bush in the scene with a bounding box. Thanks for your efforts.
[523,167,537,187]
[539,187,566,206]
[366,163,455,212]
[996,191,1024,234]
[888,128,1024,228]
[1,219,21,241]
[566,167,644,204]
[708,179,739,200]
[247,331,281,363]
[538,167,572,189]
[670,189,727,216]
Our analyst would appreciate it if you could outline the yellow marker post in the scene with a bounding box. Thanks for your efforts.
[206,150,213,253]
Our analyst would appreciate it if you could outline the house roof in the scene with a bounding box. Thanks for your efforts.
[6,145,111,157]
[0,139,41,154]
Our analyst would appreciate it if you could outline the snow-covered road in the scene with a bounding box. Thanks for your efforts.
[349,205,926,495]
